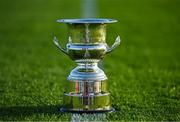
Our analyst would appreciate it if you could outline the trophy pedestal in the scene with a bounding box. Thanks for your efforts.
[61,62,114,113]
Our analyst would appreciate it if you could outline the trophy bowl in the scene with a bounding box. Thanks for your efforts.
[54,19,121,62]
[53,18,121,113]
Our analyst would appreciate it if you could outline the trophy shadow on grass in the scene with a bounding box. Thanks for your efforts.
[0,105,64,119]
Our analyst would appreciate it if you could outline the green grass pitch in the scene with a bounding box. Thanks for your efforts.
[0,0,179,121]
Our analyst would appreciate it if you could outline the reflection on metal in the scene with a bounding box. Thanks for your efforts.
[53,18,121,113]
[71,113,107,122]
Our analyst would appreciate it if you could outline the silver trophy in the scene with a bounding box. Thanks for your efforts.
[53,18,121,113]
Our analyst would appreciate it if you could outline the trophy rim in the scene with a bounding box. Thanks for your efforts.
[57,18,117,24]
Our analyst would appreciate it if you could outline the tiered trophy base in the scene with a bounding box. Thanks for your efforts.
[61,92,114,113]
[60,62,114,113]
[61,93,115,113]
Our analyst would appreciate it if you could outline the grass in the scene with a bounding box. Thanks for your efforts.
[0,0,180,121]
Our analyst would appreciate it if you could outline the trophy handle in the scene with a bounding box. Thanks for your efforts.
[106,36,121,54]
[53,36,68,55]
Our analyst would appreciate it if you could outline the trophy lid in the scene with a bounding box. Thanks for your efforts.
[57,18,117,24]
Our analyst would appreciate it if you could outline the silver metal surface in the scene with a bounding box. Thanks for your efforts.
[106,36,121,54]
[53,36,121,60]
[57,18,117,24]
[68,62,107,81]
[53,18,121,113]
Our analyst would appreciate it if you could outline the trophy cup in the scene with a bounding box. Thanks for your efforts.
[53,18,121,113]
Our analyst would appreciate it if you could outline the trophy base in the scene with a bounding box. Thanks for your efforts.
[63,93,111,111]
[60,107,115,114]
